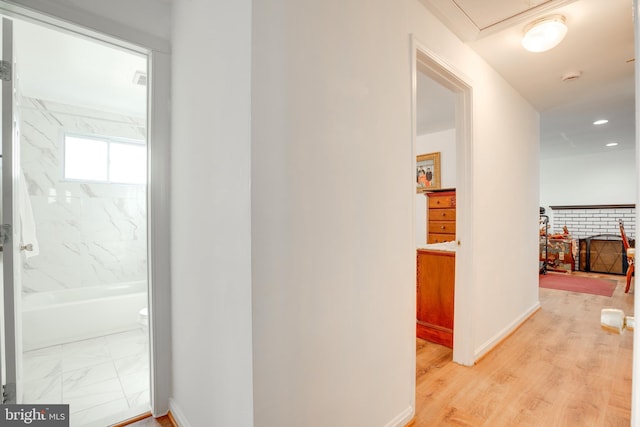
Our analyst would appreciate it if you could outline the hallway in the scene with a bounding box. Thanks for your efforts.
[415,273,633,426]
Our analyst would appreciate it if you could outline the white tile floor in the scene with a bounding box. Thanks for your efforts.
[22,328,150,427]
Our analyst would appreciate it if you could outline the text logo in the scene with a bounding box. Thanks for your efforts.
[0,405,68,426]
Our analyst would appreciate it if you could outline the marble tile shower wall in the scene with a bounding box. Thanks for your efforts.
[19,97,147,294]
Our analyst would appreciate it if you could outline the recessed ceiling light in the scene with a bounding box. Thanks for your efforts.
[522,15,568,53]
[606,142,618,147]
[593,119,609,125]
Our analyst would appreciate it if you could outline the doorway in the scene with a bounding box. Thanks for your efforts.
[414,61,457,351]
[412,38,474,366]
[1,14,152,427]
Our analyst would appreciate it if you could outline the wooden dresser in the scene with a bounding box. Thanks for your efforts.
[426,189,456,244]
[416,248,455,348]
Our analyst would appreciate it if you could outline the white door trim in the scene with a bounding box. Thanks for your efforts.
[411,35,475,366]
[0,0,172,416]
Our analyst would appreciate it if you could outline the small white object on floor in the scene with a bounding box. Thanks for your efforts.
[625,316,635,331]
[601,308,625,334]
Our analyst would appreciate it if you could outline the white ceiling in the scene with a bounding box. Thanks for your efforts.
[418,0,635,159]
[9,1,635,160]
[13,19,147,117]
[453,0,554,30]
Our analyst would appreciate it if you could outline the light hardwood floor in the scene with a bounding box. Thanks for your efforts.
[415,272,633,426]
[118,413,174,427]
[119,273,633,427]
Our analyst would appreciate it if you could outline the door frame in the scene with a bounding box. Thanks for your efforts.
[1,15,19,404]
[632,2,640,425]
[411,35,475,366]
[0,2,172,416]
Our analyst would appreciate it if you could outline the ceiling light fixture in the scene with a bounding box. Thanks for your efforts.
[593,119,609,125]
[606,142,618,147]
[521,15,568,53]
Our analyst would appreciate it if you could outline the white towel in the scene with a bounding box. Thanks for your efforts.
[19,171,39,258]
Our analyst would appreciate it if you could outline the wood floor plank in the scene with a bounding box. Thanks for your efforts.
[415,272,633,426]
[119,414,174,427]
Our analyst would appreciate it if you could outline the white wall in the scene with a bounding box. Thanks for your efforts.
[415,129,456,246]
[541,149,636,207]
[540,149,636,230]
[251,0,540,425]
[171,0,254,426]
[469,69,540,358]
[417,130,457,188]
[251,1,415,425]
[9,0,545,425]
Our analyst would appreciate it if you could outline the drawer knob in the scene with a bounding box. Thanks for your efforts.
[440,226,446,230]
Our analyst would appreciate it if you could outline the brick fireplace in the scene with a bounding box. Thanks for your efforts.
[548,205,635,274]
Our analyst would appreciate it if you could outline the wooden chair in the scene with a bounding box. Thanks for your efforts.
[619,219,635,293]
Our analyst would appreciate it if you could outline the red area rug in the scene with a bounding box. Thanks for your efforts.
[539,274,617,297]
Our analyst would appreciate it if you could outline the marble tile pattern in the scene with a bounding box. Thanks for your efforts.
[19,97,147,294]
[22,328,150,427]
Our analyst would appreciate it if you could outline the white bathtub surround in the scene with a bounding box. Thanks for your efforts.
[22,329,149,427]
[22,281,147,351]
[19,96,147,294]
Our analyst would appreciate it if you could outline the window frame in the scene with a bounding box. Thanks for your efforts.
[62,132,147,184]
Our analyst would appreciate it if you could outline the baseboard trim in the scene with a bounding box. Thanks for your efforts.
[167,411,179,427]
[112,412,153,426]
[169,398,191,427]
[166,399,413,427]
[474,301,541,363]
[384,405,414,427]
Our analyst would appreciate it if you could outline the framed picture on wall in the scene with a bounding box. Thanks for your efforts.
[416,152,441,193]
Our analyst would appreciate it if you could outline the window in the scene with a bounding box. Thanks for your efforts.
[64,134,146,184]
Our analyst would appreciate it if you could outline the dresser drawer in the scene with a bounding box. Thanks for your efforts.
[425,189,456,245]
[428,234,455,244]
[428,208,456,221]
[428,194,456,209]
[428,221,456,235]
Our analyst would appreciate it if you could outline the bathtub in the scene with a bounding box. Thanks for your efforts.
[22,281,148,351]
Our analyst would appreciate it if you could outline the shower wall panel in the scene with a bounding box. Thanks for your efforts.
[19,97,147,294]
